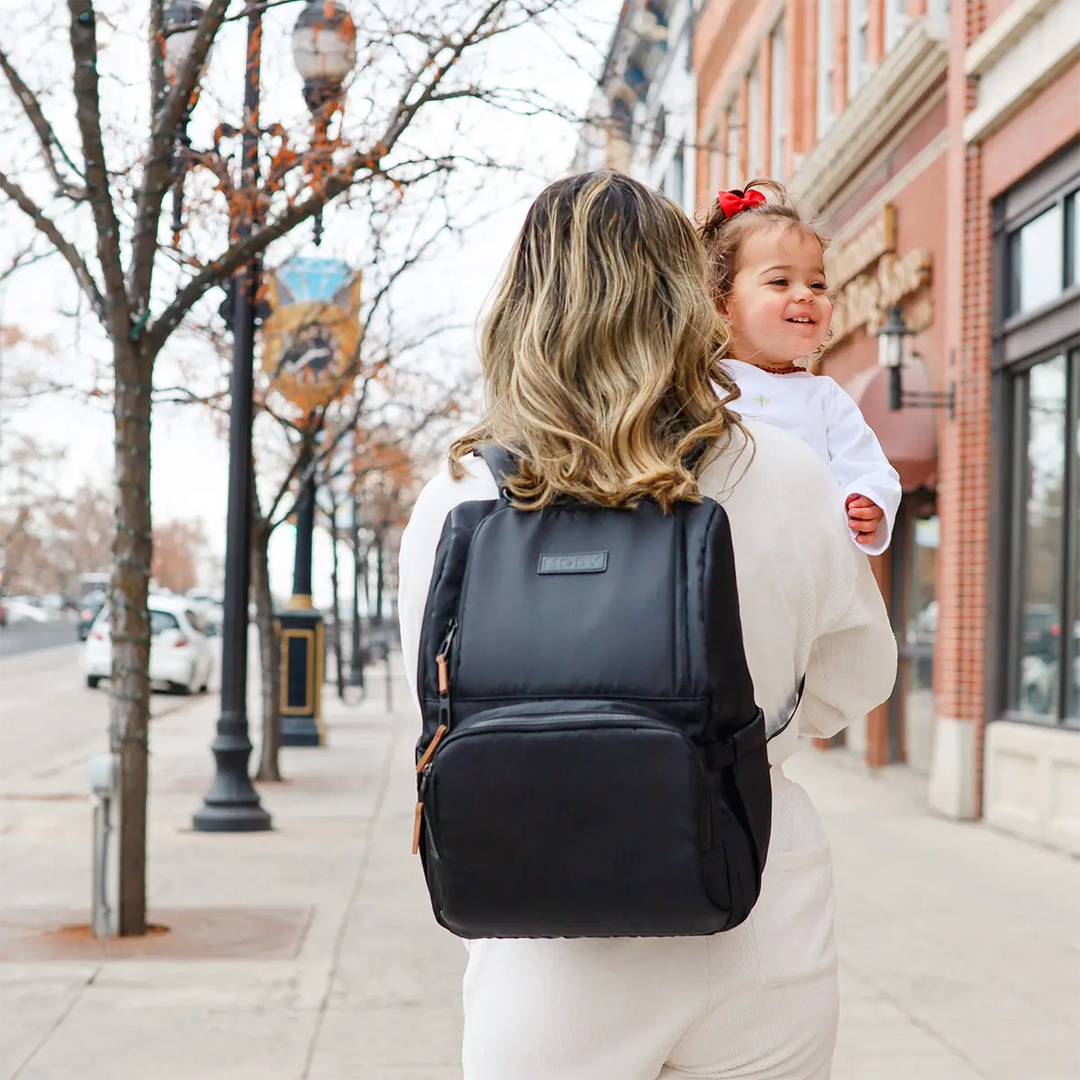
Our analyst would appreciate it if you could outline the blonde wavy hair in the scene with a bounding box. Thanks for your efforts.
[450,171,745,511]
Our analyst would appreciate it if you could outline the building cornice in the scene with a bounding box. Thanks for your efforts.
[963,0,1080,144]
[965,0,1059,75]
[789,19,948,215]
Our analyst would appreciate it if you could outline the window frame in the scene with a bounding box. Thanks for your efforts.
[746,64,762,179]
[708,128,723,196]
[989,138,1080,731]
[726,101,742,188]
[769,21,786,181]
[817,0,835,139]
[847,0,870,101]
[883,0,909,52]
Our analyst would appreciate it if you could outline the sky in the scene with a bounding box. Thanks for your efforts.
[0,0,623,607]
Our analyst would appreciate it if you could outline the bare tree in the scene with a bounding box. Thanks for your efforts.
[0,0,579,935]
[152,517,207,594]
[246,350,466,779]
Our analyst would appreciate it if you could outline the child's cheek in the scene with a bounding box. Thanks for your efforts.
[819,299,834,335]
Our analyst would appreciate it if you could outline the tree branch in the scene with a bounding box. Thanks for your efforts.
[67,0,129,342]
[145,0,520,352]
[128,0,230,322]
[0,46,88,201]
[0,169,106,320]
[149,0,165,132]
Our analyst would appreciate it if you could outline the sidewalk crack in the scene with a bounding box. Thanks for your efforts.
[10,967,101,1080]
[843,960,993,1079]
[299,718,400,1080]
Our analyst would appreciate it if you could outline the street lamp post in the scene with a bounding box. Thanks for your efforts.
[348,488,365,690]
[192,4,271,833]
[165,0,358,827]
[876,304,955,417]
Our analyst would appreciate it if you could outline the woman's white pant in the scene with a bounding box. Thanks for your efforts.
[460,771,840,1080]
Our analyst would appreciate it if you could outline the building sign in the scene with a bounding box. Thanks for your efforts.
[828,206,933,343]
[827,205,896,288]
[262,258,362,413]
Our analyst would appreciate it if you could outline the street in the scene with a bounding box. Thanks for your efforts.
[0,622,80,660]
[0,634,210,788]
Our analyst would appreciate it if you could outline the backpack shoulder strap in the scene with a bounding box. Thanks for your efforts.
[474,444,519,493]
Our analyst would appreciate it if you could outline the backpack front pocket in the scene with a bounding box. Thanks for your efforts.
[421,702,729,939]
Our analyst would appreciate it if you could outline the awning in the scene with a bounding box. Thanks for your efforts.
[843,358,938,492]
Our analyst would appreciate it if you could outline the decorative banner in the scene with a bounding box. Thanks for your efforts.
[262,257,362,412]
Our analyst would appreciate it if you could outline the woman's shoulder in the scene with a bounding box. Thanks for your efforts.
[403,453,500,543]
[701,419,837,499]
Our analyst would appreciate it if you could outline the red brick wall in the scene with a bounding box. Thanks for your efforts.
[936,0,990,813]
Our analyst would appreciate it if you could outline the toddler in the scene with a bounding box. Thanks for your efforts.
[699,182,901,554]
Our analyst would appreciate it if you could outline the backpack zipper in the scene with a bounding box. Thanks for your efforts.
[413,619,459,855]
[458,712,656,733]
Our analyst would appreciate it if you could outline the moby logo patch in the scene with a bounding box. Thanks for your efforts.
[538,551,608,575]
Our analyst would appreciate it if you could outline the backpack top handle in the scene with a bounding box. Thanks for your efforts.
[474,444,519,496]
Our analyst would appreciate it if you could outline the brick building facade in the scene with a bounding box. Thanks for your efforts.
[588,0,1079,852]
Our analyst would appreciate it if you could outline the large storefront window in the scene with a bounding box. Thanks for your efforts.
[994,142,1080,729]
[1008,354,1078,722]
[890,498,938,770]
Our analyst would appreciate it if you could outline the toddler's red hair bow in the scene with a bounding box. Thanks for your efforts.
[717,188,766,218]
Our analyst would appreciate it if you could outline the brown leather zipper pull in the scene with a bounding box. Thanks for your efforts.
[415,724,447,774]
[412,802,423,855]
[437,653,449,695]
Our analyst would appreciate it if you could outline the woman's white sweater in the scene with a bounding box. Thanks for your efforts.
[397,420,897,768]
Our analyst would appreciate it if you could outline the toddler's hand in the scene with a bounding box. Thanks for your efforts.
[846,494,884,546]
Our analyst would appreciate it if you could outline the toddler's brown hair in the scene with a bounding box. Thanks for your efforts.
[697,178,830,310]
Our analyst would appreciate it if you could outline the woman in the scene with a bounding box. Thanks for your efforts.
[398,171,896,1080]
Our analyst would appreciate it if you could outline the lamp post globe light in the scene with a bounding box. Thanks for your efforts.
[292,0,357,109]
[876,304,911,413]
[163,0,356,831]
[163,0,207,86]
[292,1,357,245]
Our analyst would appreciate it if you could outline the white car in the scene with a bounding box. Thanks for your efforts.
[82,597,214,694]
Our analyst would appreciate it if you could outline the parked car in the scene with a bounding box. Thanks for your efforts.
[77,591,107,641]
[3,597,51,624]
[185,591,224,638]
[82,596,214,694]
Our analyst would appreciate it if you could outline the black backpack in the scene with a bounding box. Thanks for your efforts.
[412,445,790,939]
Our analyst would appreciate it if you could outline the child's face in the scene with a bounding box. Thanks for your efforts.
[722,223,832,368]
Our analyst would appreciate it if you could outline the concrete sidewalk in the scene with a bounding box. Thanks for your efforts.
[2,661,1078,1080]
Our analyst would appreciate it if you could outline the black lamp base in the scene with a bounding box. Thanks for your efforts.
[192,802,272,833]
[192,729,273,833]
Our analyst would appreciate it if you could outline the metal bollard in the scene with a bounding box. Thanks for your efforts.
[90,754,118,938]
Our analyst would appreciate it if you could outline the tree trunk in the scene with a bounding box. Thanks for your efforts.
[251,515,282,782]
[328,502,345,701]
[113,341,154,937]
[374,531,385,627]
[363,542,371,613]
[349,492,364,691]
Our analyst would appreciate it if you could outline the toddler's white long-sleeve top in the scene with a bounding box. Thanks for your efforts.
[723,359,902,556]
